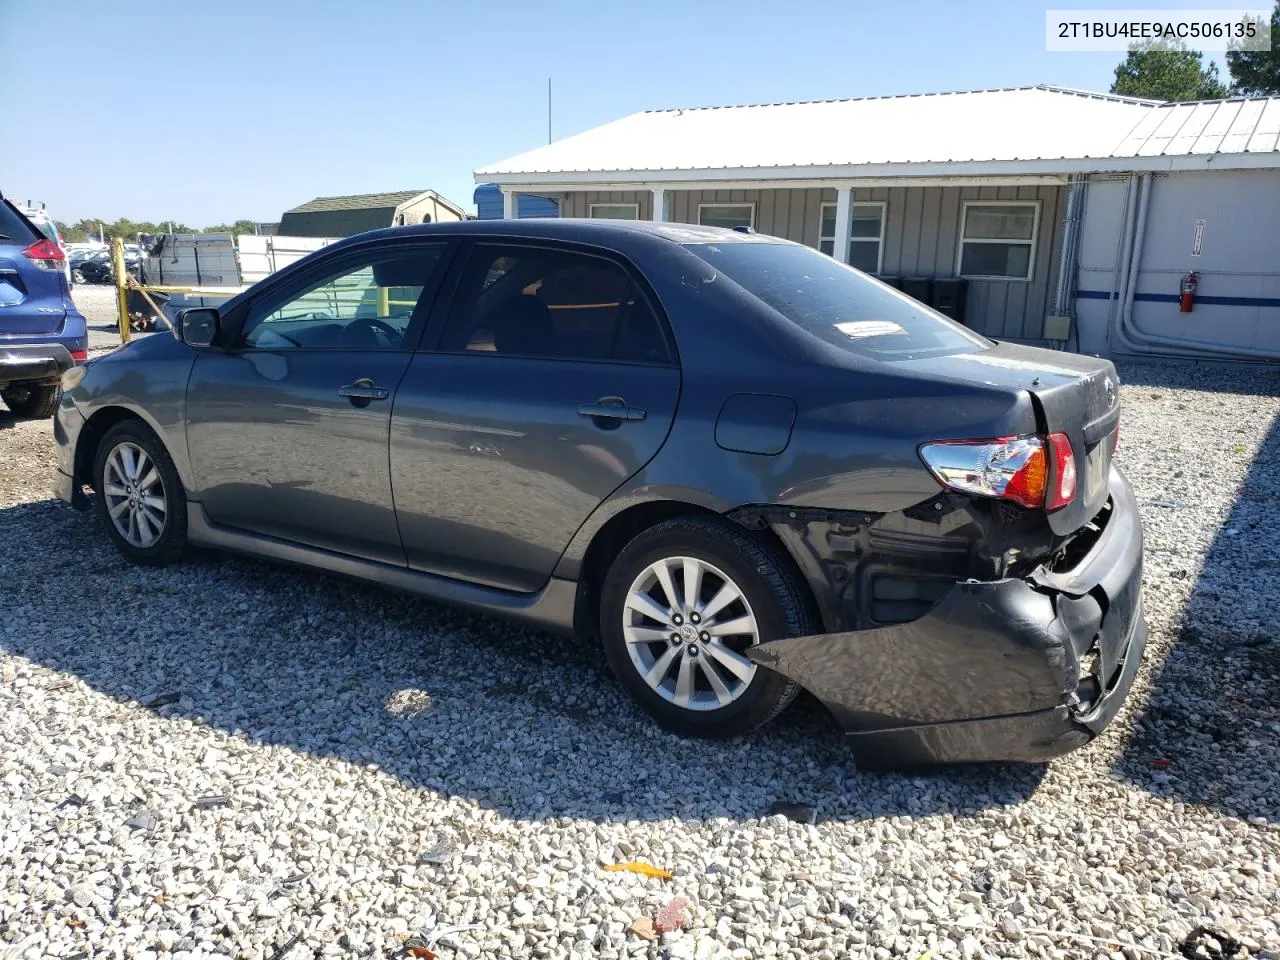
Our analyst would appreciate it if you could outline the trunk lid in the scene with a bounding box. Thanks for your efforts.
[898,342,1120,535]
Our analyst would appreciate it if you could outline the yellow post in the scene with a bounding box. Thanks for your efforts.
[377,285,390,318]
[112,238,130,344]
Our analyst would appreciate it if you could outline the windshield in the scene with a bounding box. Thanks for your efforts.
[686,241,991,361]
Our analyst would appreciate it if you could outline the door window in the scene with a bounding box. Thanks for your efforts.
[439,246,671,364]
[240,244,446,349]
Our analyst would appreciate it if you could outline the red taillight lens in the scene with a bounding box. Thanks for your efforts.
[70,349,88,362]
[1046,432,1076,510]
[22,239,65,271]
[919,436,1049,509]
[1111,423,1120,453]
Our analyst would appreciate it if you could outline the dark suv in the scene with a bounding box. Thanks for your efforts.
[0,196,88,418]
[52,220,1145,766]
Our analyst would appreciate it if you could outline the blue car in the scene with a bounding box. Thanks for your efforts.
[0,195,88,418]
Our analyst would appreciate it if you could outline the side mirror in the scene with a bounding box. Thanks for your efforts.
[177,307,219,348]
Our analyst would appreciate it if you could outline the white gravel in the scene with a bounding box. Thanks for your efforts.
[2,331,1278,959]
[72,283,131,355]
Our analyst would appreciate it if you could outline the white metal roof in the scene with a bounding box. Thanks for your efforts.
[476,85,1280,184]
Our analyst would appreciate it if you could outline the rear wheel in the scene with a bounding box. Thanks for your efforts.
[599,516,817,738]
[93,421,187,566]
[1,383,61,419]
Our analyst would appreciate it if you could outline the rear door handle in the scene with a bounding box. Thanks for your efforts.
[338,378,390,404]
[578,398,646,422]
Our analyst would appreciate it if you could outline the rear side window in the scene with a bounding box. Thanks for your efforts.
[440,245,671,364]
[0,202,39,245]
[687,241,990,361]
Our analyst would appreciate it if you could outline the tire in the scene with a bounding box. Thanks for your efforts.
[93,420,188,566]
[599,515,818,738]
[72,269,85,284]
[1,383,61,419]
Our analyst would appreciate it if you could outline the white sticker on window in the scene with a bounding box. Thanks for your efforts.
[835,320,907,340]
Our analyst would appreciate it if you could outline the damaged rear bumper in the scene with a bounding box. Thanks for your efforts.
[748,466,1146,766]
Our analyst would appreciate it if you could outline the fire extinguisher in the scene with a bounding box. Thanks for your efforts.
[1180,271,1199,313]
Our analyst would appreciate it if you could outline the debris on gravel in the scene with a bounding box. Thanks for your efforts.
[1,351,1278,959]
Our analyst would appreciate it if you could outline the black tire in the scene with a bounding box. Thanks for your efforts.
[93,420,188,566]
[1,383,61,419]
[599,515,818,738]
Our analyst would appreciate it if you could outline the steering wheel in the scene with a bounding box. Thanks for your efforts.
[346,316,402,347]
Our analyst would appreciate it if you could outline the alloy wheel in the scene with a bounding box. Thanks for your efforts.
[102,441,167,549]
[622,556,760,711]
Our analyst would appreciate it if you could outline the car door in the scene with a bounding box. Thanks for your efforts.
[390,241,680,592]
[185,238,454,565]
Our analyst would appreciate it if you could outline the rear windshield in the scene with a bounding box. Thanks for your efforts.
[686,241,990,361]
[0,201,40,245]
[33,219,60,244]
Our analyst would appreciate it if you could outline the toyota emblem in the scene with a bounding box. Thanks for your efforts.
[1104,376,1117,409]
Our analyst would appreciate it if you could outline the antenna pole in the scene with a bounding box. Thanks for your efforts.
[548,76,552,144]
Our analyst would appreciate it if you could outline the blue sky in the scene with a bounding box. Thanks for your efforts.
[0,0,1232,226]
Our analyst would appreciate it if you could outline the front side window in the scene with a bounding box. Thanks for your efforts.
[958,202,1038,280]
[240,245,445,349]
[440,245,670,364]
[688,240,988,361]
[819,202,886,273]
[698,203,754,231]
[589,203,639,220]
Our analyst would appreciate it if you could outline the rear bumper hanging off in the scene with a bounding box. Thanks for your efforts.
[748,466,1146,766]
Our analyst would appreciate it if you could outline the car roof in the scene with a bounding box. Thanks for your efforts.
[340,218,789,248]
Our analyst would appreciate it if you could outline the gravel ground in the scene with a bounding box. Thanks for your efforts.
[1,329,1278,959]
[73,283,134,355]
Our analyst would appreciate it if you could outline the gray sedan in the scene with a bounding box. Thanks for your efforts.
[52,220,1145,766]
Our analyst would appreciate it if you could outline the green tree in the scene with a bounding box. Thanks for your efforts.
[202,219,259,236]
[1227,2,1280,95]
[1111,40,1229,101]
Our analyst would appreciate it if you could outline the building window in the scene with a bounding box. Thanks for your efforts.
[589,203,639,220]
[819,202,886,274]
[958,202,1039,280]
[698,203,754,230]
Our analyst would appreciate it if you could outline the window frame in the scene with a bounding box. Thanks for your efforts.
[588,202,640,220]
[818,200,887,274]
[956,200,1041,282]
[697,202,755,231]
[226,238,457,353]
[426,239,679,367]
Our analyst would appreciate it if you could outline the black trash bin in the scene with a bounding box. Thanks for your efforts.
[876,275,903,290]
[930,277,969,326]
[900,276,932,304]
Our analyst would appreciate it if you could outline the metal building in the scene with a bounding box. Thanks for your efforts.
[475,85,1280,360]
[280,190,467,237]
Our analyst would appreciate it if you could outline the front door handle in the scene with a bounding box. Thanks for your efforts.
[577,397,647,423]
[338,378,390,406]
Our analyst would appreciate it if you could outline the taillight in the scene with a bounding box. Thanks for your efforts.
[22,239,65,271]
[919,433,1077,511]
[1046,432,1076,510]
[70,349,88,362]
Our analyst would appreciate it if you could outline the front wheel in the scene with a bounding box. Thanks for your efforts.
[93,421,188,566]
[599,516,818,739]
[1,383,61,419]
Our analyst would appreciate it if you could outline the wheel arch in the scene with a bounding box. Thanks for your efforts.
[567,495,818,643]
[75,405,179,489]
